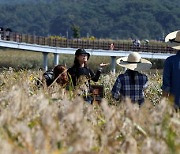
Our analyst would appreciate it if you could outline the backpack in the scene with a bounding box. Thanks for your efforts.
[43,70,54,86]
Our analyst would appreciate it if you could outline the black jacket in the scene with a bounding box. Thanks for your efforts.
[68,66,101,87]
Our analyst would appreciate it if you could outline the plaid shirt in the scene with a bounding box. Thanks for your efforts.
[112,70,148,104]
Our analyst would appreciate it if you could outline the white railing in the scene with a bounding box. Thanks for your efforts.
[0,40,175,71]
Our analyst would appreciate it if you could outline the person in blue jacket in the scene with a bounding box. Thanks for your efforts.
[162,30,180,109]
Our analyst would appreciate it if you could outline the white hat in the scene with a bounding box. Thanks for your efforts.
[116,52,152,72]
[165,30,180,50]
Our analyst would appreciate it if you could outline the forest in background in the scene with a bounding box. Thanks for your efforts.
[0,0,179,40]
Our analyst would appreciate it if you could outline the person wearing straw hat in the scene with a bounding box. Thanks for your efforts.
[111,52,152,105]
[162,30,180,108]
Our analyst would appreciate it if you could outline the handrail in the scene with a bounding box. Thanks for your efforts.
[0,31,176,53]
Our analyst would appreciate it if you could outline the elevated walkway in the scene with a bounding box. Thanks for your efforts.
[0,31,176,72]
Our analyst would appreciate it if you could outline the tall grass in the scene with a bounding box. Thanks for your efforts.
[0,69,179,154]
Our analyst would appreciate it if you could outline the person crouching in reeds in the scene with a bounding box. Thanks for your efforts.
[111,52,152,106]
[42,65,72,90]
[53,65,73,89]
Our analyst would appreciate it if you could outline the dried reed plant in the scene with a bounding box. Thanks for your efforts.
[0,69,179,154]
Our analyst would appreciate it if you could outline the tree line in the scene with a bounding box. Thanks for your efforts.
[0,0,179,40]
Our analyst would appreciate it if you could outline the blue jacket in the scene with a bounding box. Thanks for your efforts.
[162,51,180,108]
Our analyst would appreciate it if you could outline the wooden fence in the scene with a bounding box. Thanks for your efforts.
[0,31,176,53]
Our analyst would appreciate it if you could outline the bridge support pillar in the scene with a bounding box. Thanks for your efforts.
[53,53,59,66]
[111,56,116,74]
[43,52,48,71]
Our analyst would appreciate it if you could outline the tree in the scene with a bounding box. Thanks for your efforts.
[71,24,80,39]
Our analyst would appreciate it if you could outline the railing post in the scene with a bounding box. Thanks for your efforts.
[53,53,59,66]
[111,56,116,74]
[43,52,48,71]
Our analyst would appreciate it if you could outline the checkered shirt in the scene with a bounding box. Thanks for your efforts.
[111,70,148,104]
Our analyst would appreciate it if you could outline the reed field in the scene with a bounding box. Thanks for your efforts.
[0,49,179,154]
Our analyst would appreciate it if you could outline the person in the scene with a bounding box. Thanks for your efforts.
[68,48,108,103]
[162,30,180,109]
[111,52,152,105]
[0,27,4,40]
[133,39,141,48]
[53,64,70,88]
[110,43,115,50]
[41,64,70,89]
[5,28,12,41]
[144,39,149,45]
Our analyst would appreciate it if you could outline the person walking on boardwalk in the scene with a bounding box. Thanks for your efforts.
[162,30,180,109]
[111,52,152,105]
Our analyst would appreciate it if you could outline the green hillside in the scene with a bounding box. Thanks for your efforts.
[0,0,179,39]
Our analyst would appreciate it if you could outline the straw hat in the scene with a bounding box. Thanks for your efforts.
[116,52,152,71]
[165,30,180,50]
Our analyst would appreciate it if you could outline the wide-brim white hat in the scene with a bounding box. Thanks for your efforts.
[116,52,152,72]
[165,30,180,50]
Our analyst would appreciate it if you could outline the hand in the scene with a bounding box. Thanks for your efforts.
[162,91,169,97]
[99,63,109,67]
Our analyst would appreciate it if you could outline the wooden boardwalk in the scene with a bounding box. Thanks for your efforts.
[0,31,176,54]
[0,31,176,71]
